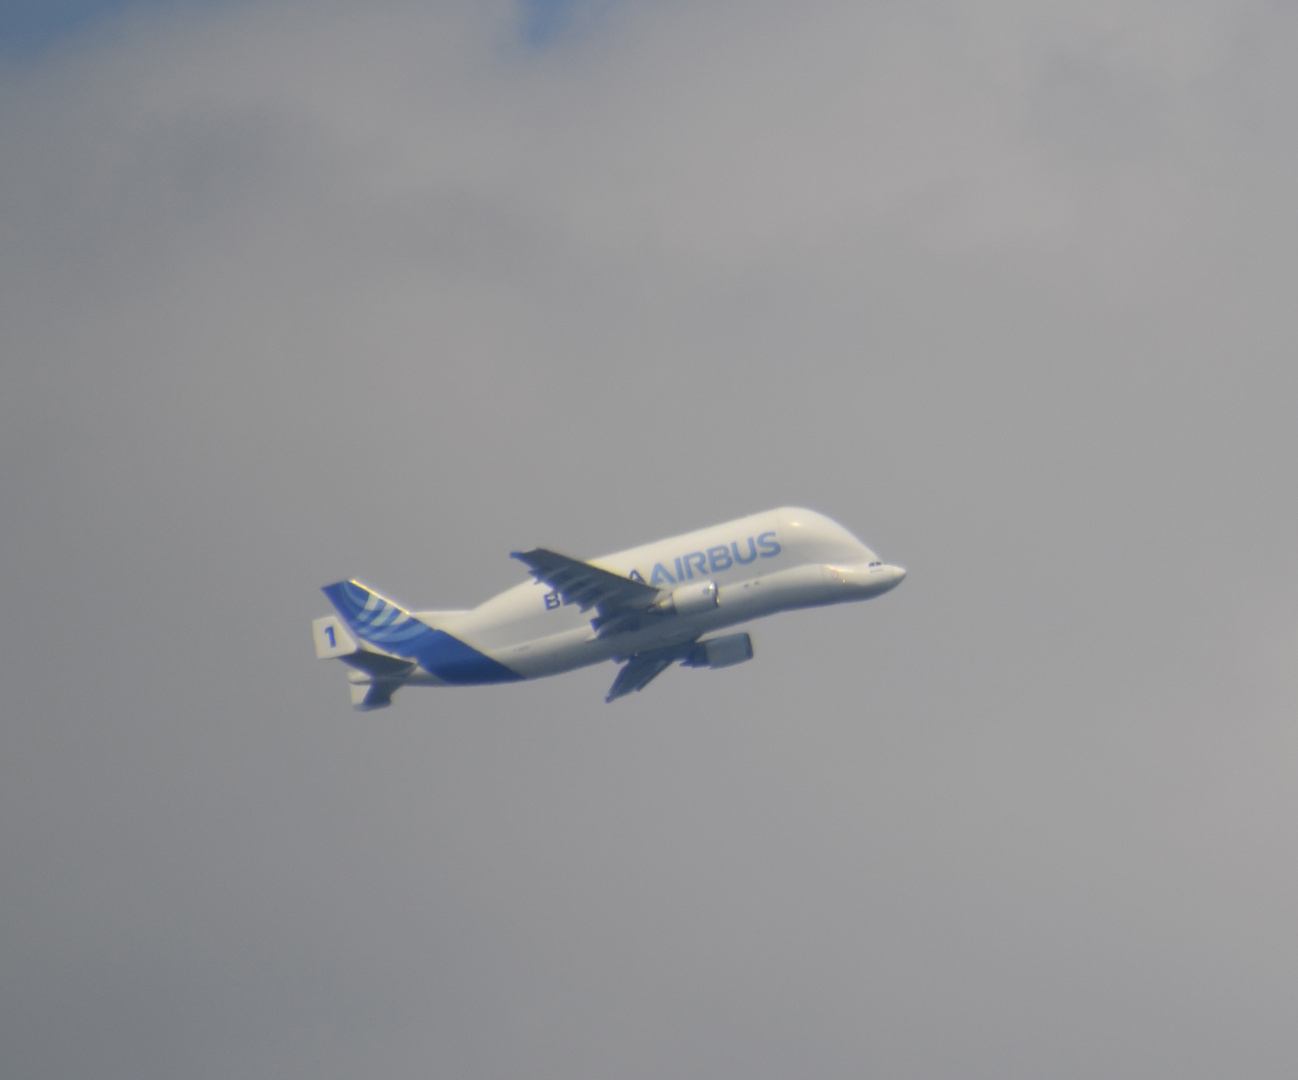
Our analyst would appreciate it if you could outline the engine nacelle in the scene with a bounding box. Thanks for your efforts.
[652,580,719,617]
[684,632,753,669]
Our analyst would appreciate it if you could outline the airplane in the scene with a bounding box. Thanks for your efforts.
[312,507,905,709]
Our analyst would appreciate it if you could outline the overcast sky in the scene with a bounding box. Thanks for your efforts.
[2,2,1297,1077]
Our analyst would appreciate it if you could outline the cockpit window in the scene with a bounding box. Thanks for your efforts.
[868,561,882,567]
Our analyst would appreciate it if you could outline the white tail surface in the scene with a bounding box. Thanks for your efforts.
[313,615,357,659]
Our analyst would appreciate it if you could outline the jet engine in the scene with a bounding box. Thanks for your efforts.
[651,580,719,617]
[683,632,753,669]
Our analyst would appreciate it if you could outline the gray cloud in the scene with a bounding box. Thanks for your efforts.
[2,2,1297,1077]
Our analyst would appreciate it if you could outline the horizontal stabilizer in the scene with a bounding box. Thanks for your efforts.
[342,651,415,679]
[349,674,402,711]
[314,611,413,711]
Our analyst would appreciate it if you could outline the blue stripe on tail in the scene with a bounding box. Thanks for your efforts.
[322,580,521,686]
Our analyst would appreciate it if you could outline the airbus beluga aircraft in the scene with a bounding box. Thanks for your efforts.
[313,507,904,709]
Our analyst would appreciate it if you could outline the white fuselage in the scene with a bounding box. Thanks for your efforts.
[405,507,904,684]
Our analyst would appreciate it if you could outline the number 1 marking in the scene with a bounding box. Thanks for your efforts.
[325,625,336,648]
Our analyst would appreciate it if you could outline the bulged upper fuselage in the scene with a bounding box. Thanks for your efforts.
[314,507,905,708]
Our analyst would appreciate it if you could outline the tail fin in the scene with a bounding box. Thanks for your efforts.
[321,580,435,655]
[318,578,523,693]
[315,583,422,711]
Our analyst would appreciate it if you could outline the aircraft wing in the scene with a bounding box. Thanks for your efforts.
[511,547,660,633]
[605,644,692,702]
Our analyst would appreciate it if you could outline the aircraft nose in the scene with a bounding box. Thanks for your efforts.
[831,562,907,594]
[839,562,906,593]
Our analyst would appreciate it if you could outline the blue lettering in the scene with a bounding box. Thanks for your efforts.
[757,531,781,558]
[649,562,676,586]
[707,545,732,572]
[732,537,758,564]
[685,552,708,579]
[674,556,685,581]
[324,625,336,648]
[628,568,646,583]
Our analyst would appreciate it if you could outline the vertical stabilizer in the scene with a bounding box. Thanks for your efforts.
[321,579,522,686]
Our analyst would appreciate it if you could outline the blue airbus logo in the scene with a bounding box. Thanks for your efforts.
[628,531,780,586]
